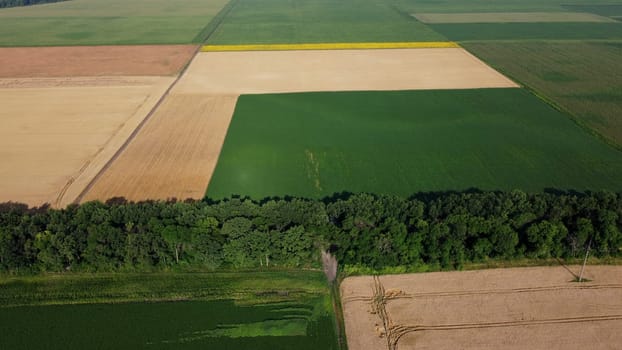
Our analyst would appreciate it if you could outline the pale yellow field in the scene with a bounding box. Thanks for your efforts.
[0,76,174,207]
[201,42,459,51]
[80,94,238,203]
[174,48,518,95]
[413,12,616,23]
[341,266,622,350]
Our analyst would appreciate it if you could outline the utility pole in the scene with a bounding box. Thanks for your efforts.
[578,238,592,282]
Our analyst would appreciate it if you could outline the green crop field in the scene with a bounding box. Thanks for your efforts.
[0,0,229,46]
[0,271,339,350]
[396,0,622,14]
[428,22,622,41]
[206,0,447,44]
[465,41,622,146]
[563,4,622,17]
[206,89,622,200]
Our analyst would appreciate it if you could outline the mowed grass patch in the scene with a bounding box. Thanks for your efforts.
[206,89,622,200]
[0,0,229,46]
[0,271,338,350]
[464,41,622,145]
[206,0,446,44]
[428,22,622,41]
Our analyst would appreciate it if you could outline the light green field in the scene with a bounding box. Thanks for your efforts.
[427,22,622,41]
[396,0,622,14]
[413,12,616,23]
[464,41,622,147]
[0,0,230,46]
[206,89,622,200]
[206,0,447,44]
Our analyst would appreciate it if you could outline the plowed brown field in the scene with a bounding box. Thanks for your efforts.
[0,45,197,78]
[80,94,238,203]
[0,76,175,207]
[341,266,622,350]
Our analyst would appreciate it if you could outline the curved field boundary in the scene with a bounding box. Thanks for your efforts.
[201,41,459,52]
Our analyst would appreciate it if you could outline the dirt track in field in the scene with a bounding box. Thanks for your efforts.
[0,45,197,78]
[0,77,175,207]
[341,266,622,350]
[173,48,518,95]
[80,94,238,203]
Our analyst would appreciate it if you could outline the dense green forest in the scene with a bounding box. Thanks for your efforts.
[0,0,65,8]
[1,191,621,273]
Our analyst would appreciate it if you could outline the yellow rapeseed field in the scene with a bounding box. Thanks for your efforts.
[201,42,459,52]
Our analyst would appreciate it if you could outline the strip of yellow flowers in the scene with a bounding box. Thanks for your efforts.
[201,42,460,52]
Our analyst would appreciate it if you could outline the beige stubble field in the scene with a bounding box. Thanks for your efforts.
[174,48,518,95]
[0,76,174,207]
[341,266,622,350]
[80,94,238,202]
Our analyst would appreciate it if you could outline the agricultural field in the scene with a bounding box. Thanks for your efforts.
[0,44,197,207]
[206,89,622,199]
[206,0,447,44]
[413,12,616,23]
[341,266,622,350]
[0,0,230,46]
[464,41,622,146]
[0,271,340,349]
[80,94,238,203]
[80,46,516,203]
[396,0,622,14]
[0,45,196,77]
[174,48,516,94]
[427,22,622,41]
[0,76,174,207]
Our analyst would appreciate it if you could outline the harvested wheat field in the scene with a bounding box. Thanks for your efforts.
[341,266,622,350]
[0,76,175,207]
[0,45,197,78]
[173,48,518,95]
[80,94,238,203]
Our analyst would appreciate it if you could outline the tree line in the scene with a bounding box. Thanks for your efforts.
[0,190,620,273]
[0,0,64,8]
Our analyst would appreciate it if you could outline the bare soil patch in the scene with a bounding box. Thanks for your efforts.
[341,266,622,350]
[80,94,238,203]
[413,12,616,24]
[173,48,518,95]
[0,45,197,78]
[0,76,175,207]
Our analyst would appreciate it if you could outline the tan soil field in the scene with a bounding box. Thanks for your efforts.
[80,94,238,203]
[341,266,622,350]
[0,45,197,78]
[413,12,617,23]
[0,76,175,207]
[173,48,518,95]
